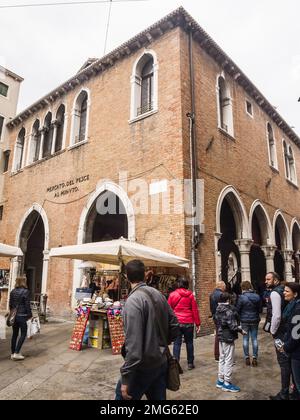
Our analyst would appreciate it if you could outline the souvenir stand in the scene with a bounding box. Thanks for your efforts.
[50,238,189,355]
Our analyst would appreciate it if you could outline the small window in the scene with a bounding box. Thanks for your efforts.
[246,100,253,116]
[217,75,234,136]
[0,116,4,139]
[267,123,277,169]
[3,150,10,173]
[0,206,3,221]
[283,140,297,184]
[0,82,8,97]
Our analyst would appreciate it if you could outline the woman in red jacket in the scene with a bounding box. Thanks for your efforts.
[168,277,201,369]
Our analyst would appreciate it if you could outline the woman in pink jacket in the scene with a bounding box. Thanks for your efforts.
[168,277,201,369]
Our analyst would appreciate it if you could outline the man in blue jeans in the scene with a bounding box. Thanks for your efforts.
[115,260,179,400]
[236,281,261,366]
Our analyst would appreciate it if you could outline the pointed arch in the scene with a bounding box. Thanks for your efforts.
[130,49,158,121]
[70,88,91,146]
[216,186,249,239]
[291,218,300,252]
[12,203,50,296]
[72,181,136,307]
[273,210,290,250]
[249,200,273,245]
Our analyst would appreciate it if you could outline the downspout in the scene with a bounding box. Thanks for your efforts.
[186,26,200,297]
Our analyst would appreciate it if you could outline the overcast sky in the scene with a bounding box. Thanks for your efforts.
[1,0,299,133]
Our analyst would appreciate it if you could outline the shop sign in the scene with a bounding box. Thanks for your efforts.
[46,175,90,198]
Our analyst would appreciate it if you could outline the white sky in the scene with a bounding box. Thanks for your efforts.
[1,0,300,133]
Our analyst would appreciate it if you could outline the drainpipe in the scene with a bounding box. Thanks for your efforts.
[187,26,200,297]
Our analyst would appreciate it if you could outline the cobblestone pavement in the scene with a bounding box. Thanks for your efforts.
[0,318,281,400]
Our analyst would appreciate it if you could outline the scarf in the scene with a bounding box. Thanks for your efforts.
[282,299,300,322]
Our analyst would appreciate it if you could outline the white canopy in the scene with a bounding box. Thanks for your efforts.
[0,243,23,258]
[49,238,189,268]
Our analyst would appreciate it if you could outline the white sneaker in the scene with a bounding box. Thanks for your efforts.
[10,354,15,360]
[13,353,25,360]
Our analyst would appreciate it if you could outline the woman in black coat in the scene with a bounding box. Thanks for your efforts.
[9,276,32,360]
[282,282,300,400]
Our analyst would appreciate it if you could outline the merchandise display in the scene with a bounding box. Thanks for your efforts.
[107,304,125,355]
[69,305,90,351]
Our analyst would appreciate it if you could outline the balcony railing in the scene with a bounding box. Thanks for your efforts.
[137,102,153,117]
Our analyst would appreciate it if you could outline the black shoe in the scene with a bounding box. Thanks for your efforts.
[269,393,289,401]
[187,363,195,370]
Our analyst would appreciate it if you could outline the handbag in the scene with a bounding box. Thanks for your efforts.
[165,346,183,391]
[138,287,183,392]
[6,308,18,327]
[5,290,26,327]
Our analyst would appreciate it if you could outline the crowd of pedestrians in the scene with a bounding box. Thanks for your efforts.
[115,260,300,401]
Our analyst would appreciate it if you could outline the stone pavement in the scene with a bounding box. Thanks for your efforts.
[0,318,282,400]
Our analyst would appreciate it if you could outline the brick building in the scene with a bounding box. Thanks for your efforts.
[1,8,300,331]
[0,65,23,309]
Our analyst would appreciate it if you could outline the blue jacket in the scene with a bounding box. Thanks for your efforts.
[236,291,261,324]
[9,287,32,319]
[283,300,300,361]
[210,288,223,319]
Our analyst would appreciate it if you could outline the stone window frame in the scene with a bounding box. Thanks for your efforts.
[12,127,26,172]
[266,122,278,171]
[245,99,254,118]
[216,73,234,138]
[282,138,298,187]
[129,49,158,123]
[0,81,9,98]
[69,88,91,149]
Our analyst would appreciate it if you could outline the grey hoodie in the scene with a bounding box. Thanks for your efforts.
[120,283,179,386]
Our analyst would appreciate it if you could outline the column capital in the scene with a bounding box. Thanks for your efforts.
[214,232,222,240]
[283,249,294,260]
[234,238,254,253]
[261,245,277,259]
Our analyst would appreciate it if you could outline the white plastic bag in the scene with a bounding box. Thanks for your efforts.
[27,317,40,339]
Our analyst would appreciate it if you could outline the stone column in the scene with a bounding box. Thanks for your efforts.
[261,245,277,273]
[41,250,50,295]
[38,128,46,160]
[214,232,222,282]
[51,121,58,155]
[234,239,254,283]
[283,249,294,282]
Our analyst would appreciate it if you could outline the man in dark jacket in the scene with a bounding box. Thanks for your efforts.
[264,272,291,400]
[115,260,179,400]
[210,281,226,361]
[236,281,261,366]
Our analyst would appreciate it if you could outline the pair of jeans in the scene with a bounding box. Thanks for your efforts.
[241,323,259,359]
[115,362,168,400]
[11,315,28,354]
[291,359,300,397]
[275,346,292,398]
[173,326,194,364]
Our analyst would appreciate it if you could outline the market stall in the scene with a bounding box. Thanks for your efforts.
[50,238,189,353]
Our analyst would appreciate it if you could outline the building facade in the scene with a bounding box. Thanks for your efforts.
[0,65,23,215]
[1,8,300,331]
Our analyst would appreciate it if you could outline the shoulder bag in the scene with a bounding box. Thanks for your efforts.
[138,287,183,392]
[6,290,26,327]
